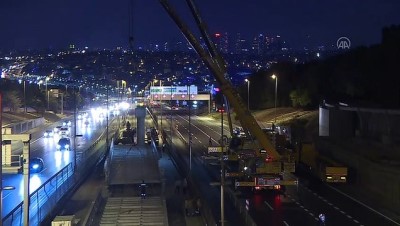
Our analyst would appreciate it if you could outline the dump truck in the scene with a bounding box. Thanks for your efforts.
[296,142,348,183]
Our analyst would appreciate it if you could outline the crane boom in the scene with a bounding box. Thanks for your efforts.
[159,0,281,161]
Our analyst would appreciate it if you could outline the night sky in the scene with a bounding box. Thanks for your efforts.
[1,0,400,51]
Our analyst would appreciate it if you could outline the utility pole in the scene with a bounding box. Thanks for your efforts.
[74,89,77,171]
[160,81,163,130]
[61,93,64,115]
[0,92,3,226]
[106,85,109,152]
[220,106,225,226]
[188,85,192,171]
[23,79,26,113]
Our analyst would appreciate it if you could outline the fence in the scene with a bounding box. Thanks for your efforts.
[4,118,45,134]
[161,118,257,226]
[2,163,74,226]
[2,118,116,226]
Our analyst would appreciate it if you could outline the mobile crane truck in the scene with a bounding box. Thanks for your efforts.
[159,0,298,192]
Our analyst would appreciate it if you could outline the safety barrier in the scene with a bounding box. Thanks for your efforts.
[83,189,107,226]
[3,117,45,134]
[161,125,257,226]
[2,118,117,226]
[2,163,74,226]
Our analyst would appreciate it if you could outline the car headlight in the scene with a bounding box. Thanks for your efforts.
[65,145,69,148]
[44,132,48,136]
[57,145,61,149]
[32,163,39,169]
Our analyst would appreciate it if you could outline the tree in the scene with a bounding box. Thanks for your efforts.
[290,89,311,108]
[2,90,22,112]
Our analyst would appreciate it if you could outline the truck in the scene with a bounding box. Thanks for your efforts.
[296,142,348,183]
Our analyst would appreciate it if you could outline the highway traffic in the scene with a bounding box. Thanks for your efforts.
[1,109,114,218]
[161,106,400,226]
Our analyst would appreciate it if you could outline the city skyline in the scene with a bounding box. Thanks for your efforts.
[1,0,400,51]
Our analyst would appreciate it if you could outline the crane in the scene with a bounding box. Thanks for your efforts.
[159,0,297,194]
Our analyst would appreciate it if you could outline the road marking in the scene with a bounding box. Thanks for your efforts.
[264,201,274,210]
[283,220,289,226]
[354,220,359,223]
[347,215,352,219]
[327,184,400,226]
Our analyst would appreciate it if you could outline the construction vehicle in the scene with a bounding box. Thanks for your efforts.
[159,0,297,191]
[296,142,348,183]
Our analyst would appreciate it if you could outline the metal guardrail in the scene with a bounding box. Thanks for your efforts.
[161,121,257,226]
[83,189,106,226]
[161,129,217,226]
[2,162,74,226]
[2,118,117,226]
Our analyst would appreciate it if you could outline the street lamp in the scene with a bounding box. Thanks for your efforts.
[23,79,26,113]
[245,78,250,111]
[218,107,225,226]
[45,77,50,110]
[271,74,278,123]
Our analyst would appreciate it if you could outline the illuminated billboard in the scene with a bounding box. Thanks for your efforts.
[150,86,198,95]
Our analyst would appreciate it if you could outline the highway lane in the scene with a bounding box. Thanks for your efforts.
[1,114,114,217]
[169,112,400,226]
[158,111,245,225]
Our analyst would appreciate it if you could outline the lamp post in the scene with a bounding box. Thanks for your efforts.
[45,77,50,110]
[188,85,192,171]
[245,78,250,111]
[160,80,163,130]
[271,74,278,123]
[23,79,26,113]
[219,106,225,226]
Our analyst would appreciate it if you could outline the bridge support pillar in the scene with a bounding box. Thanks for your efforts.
[136,106,146,146]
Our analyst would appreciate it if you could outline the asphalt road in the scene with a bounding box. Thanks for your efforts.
[163,107,400,226]
[1,113,113,217]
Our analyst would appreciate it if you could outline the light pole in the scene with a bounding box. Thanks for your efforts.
[160,80,163,130]
[45,77,50,110]
[219,106,225,226]
[23,79,26,113]
[188,85,192,171]
[245,78,250,111]
[271,74,278,123]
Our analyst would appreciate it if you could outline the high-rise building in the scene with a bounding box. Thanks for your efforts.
[213,32,229,54]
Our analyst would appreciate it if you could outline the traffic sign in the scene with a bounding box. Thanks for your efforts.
[284,162,295,173]
[235,181,255,187]
[280,180,299,186]
[256,162,281,174]
[222,155,238,161]
[208,146,222,153]
[225,172,243,177]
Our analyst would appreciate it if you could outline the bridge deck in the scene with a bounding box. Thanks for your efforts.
[100,197,167,226]
[107,144,161,185]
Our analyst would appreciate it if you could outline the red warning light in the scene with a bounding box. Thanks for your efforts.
[215,33,221,38]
